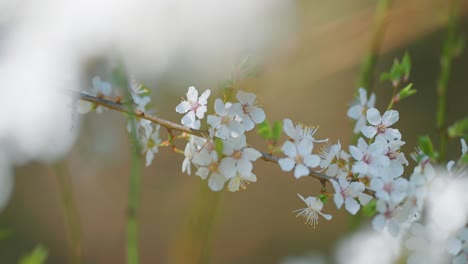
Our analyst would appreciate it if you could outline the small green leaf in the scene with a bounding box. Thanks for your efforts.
[257,120,272,140]
[215,138,224,157]
[402,52,411,79]
[418,135,438,160]
[362,199,377,217]
[20,244,48,264]
[448,117,468,138]
[272,121,282,142]
[397,83,416,101]
[318,194,328,204]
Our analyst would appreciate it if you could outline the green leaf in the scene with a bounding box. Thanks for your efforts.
[257,120,272,140]
[362,199,377,217]
[448,117,468,138]
[272,121,282,142]
[397,83,416,101]
[418,135,438,160]
[214,138,224,157]
[402,51,411,79]
[19,245,48,264]
[318,194,328,204]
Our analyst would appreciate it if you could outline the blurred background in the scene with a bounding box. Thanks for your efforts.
[0,0,468,263]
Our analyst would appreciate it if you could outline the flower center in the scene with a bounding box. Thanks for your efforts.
[377,124,386,134]
[191,101,200,111]
[384,209,393,219]
[383,183,393,193]
[208,162,218,173]
[233,150,242,160]
[295,155,304,164]
[363,154,372,164]
[242,103,251,114]
[221,115,232,125]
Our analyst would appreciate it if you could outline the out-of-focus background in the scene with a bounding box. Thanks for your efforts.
[0,0,468,263]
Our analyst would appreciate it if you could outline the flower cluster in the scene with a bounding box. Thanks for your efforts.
[177,87,265,192]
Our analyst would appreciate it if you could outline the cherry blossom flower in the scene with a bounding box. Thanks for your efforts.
[331,174,366,215]
[361,108,401,141]
[378,137,408,178]
[227,173,257,192]
[142,124,161,167]
[176,86,211,129]
[347,88,376,134]
[319,140,350,177]
[372,200,400,236]
[294,194,332,227]
[128,76,151,111]
[371,175,408,204]
[207,99,244,139]
[283,119,327,143]
[219,135,261,179]
[194,151,227,191]
[182,136,206,175]
[236,90,266,131]
[278,139,320,178]
[349,137,389,178]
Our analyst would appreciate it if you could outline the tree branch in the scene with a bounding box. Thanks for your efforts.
[72,90,376,197]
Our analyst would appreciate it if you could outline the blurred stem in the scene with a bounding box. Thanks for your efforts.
[171,182,223,264]
[358,0,391,91]
[126,106,143,264]
[436,0,460,162]
[54,162,83,264]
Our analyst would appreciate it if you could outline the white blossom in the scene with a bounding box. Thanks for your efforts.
[227,173,257,192]
[207,98,244,139]
[331,174,366,215]
[236,90,266,131]
[219,135,261,179]
[176,86,211,129]
[278,139,320,179]
[371,175,408,204]
[294,194,332,227]
[361,108,401,141]
[194,151,227,191]
[347,87,376,134]
[77,76,113,114]
[349,137,389,178]
[283,119,327,143]
[319,140,350,177]
[142,124,161,167]
[372,200,400,236]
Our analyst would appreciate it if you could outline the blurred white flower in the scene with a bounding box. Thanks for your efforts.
[347,88,376,134]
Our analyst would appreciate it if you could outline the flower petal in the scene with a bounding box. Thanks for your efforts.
[366,108,381,126]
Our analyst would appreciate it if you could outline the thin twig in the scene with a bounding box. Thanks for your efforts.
[72,90,376,197]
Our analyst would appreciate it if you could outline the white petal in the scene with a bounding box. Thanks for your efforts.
[461,138,467,155]
[237,158,253,176]
[385,128,401,141]
[250,107,266,124]
[358,88,367,105]
[349,145,363,161]
[319,212,332,221]
[361,126,377,139]
[236,90,255,105]
[283,119,296,139]
[334,193,344,209]
[196,167,209,180]
[242,116,255,131]
[345,197,360,215]
[352,161,368,175]
[367,93,376,107]
[366,108,381,126]
[181,112,195,127]
[215,125,230,139]
[282,141,297,157]
[214,98,225,115]
[387,219,400,237]
[145,150,154,167]
[278,158,295,172]
[176,101,190,113]
[208,173,226,191]
[207,115,221,128]
[353,117,366,134]
[297,139,313,155]
[195,105,207,119]
[187,86,198,101]
[228,121,245,137]
[372,215,386,231]
[294,164,309,178]
[303,154,320,168]
[358,193,372,205]
[243,148,262,161]
[382,110,399,126]
[219,158,236,179]
[198,89,211,105]
[76,101,92,114]
[243,173,257,182]
[347,105,362,120]
[182,158,191,175]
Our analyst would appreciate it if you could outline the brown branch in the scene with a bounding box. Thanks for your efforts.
[72,90,376,197]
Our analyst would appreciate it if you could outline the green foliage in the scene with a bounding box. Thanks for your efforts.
[257,120,282,144]
[362,199,377,217]
[380,52,411,86]
[214,138,224,157]
[448,117,468,138]
[396,83,416,101]
[418,135,439,161]
[19,245,48,264]
[318,194,328,204]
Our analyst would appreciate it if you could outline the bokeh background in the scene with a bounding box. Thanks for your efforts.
[1,0,468,263]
